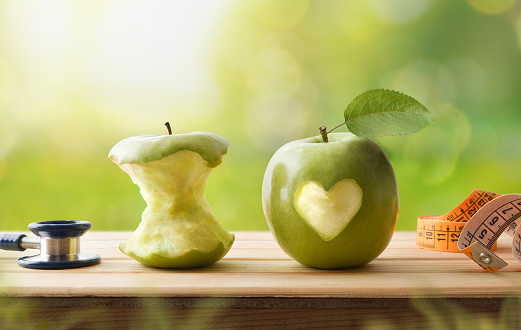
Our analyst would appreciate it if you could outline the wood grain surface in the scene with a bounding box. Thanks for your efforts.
[0,232,520,328]
[0,231,520,298]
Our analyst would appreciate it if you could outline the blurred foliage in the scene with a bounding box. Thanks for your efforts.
[0,0,521,232]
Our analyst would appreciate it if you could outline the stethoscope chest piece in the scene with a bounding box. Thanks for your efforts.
[0,220,101,269]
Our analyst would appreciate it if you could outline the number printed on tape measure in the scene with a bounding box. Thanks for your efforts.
[458,195,521,250]
[456,194,521,272]
[513,233,521,259]
[416,190,501,253]
[417,217,467,252]
[510,216,521,264]
[439,190,500,222]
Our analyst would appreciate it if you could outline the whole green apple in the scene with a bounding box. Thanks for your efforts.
[262,132,399,269]
[109,130,234,268]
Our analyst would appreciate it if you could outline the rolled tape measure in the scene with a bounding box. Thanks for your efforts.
[417,189,501,252]
[457,194,521,272]
[417,189,521,272]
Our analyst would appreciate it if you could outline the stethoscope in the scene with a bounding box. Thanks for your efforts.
[0,220,100,269]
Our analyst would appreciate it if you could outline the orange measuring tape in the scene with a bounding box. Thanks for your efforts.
[417,189,521,272]
[416,190,501,252]
[457,194,521,272]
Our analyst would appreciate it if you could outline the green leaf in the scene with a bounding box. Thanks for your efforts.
[343,89,434,138]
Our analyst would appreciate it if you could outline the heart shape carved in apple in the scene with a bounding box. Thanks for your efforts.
[294,179,363,241]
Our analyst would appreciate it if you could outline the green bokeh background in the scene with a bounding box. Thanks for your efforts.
[0,0,520,232]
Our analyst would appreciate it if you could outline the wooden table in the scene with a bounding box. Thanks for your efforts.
[1,231,520,328]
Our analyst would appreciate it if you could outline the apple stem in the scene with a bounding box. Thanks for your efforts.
[164,122,172,135]
[319,121,350,142]
[319,126,328,143]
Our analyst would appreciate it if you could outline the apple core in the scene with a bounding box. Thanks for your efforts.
[110,132,234,268]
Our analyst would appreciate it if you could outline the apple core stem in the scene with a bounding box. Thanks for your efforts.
[165,122,172,135]
[319,126,328,143]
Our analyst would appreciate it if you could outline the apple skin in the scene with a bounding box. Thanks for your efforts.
[109,132,234,268]
[262,132,399,269]
[109,132,230,167]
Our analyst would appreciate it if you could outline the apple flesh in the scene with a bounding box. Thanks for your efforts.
[262,132,399,269]
[109,132,234,268]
